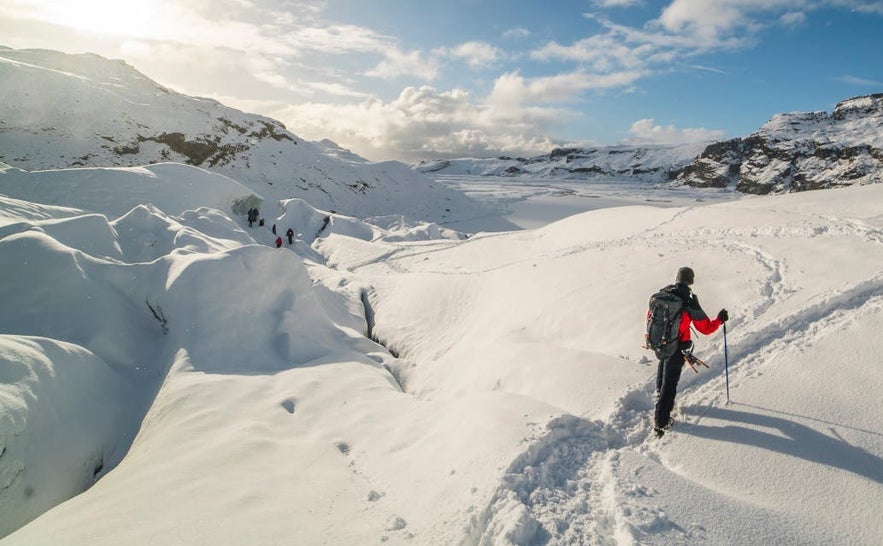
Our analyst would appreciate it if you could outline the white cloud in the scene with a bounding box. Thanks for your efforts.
[688,64,728,75]
[593,0,643,7]
[304,81,373,99]
[287,24,396,55]
[655,1,883,45]
[531,1,882,92]
[531,12,752,83]
[365,48,439,81]
[489,70,644,106]
[444,41,502,70]
[835,75,883,86]
[272,85,565,161]
[657,0,753,42]
[119,40,153,58]
[623,118,725,145]
[839,0,883,15]
[4,0,439,84]
[532,33,654,71]
[502,27,531,39]
[779,11,807,27]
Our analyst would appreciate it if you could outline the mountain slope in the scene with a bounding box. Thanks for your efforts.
[416,143,706,183]
[418,93,883,196]
[0,46,478,222]
[675,93,883,193]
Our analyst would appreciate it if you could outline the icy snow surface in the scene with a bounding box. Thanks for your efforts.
[1,165,882,545]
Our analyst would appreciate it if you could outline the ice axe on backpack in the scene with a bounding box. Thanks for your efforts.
[683,350,708,374]
[680,332,709,374]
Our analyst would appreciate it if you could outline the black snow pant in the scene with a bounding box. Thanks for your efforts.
[654,345,686,429]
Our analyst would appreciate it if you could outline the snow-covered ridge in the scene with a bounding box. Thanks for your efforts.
[418,93,883,195]
[0,46,480,222]
[676,92,883,193]
[0,162,254,219]
[0,157,467,538]
[415,143,707,183]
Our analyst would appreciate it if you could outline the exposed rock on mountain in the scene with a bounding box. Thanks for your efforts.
[0,46,476,222]
[419,94,883,196]
[416,143,707,183]
[674,94,883,194]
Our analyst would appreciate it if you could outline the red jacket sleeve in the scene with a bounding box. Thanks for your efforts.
[678,312,722,341]
[693,315,722,335]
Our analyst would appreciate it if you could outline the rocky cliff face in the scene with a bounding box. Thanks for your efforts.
[416,143,706,183]
[419,93,883,196]
[674,94,883,194]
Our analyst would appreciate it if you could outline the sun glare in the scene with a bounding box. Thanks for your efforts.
[41,0,163,39]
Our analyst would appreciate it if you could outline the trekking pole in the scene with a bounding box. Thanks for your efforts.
[723,322,730,404]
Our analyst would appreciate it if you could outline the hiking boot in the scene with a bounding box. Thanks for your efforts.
[653,418,674,438]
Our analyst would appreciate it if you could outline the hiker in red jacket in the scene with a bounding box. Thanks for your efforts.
[651,267,728,437]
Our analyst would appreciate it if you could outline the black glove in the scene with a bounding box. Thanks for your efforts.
[717,309,729,322]
[680,340,694,354]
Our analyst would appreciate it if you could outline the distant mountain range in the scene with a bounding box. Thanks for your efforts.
[0,46,477,222]
[417,94,883,195]
[2,45,880,210]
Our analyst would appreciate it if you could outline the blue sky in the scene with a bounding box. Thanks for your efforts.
[2,0,883,161]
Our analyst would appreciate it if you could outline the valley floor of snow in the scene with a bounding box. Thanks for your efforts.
[1,165,882,545]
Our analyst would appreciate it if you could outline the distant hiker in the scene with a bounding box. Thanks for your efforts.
[247,208,257,227]
[646,267,727,438]
[319,215,331,235]
[259,218,265,227]
[275,236,283,248]
[272,224,277,235]
[286,228,294,245]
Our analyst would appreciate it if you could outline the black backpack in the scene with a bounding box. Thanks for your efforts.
[645,289,685,359]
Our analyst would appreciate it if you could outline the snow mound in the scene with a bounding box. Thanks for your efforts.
[0,189,389,538]
[0,336,130,535]
[0,162,256,219]
[270,197,466,247]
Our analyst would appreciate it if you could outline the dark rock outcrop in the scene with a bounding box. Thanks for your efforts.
[675,94,883,194]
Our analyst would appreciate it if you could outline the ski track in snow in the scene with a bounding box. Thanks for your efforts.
[467,287,883,545]
[456,215,883,545]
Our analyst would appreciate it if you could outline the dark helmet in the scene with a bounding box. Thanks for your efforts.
[676,266,695,286]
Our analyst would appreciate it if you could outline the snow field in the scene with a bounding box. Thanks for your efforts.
[1,163,882,544]
[319,184,883,544]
